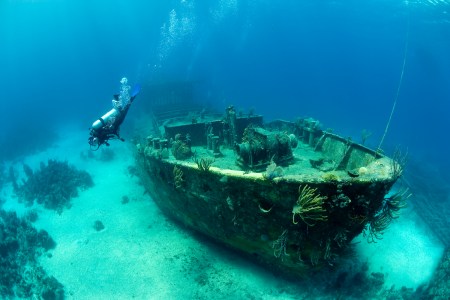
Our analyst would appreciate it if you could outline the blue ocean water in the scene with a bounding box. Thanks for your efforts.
[1,0,449,165]
[0,0,449,297]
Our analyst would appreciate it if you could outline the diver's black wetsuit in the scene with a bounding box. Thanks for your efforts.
[88,93,137,150]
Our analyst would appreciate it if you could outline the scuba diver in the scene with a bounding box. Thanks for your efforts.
[88,77,141,150]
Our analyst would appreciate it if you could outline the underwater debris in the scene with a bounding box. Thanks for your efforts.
[13,160,94,214]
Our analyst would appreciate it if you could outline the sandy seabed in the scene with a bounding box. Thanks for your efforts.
[1,125,444,299]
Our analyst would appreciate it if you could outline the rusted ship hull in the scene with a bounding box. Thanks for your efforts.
[135,107,401,275]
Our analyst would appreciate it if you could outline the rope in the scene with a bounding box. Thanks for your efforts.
[377,7,411,152]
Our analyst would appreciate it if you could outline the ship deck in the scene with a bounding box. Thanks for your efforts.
[163,143,394,184]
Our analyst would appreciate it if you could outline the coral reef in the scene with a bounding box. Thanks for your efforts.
[25,209,39,223]
[0,209,63,299]
[14,159,94,213]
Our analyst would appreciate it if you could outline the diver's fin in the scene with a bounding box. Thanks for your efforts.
[131,84,141,98]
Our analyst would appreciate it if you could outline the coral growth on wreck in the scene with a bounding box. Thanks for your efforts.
[262,160,284,180]
[292,185,328,226]
[173,165,184,189]
[13,160,94,213]
[193,156,215,172]
[363,188,410,243]
[171,133,192,160]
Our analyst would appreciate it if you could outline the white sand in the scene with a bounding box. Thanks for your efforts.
[1,124,444,298]
[354,208,444,289]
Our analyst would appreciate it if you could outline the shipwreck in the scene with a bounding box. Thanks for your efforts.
[134,86,405,276]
